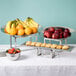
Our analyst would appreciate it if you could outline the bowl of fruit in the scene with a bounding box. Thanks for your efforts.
[43,26,71,39]
[1,17,39,37]
[6,48,21,61]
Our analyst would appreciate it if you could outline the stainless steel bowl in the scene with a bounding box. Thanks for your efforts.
[43,26,73,44]
[6,53,20,61]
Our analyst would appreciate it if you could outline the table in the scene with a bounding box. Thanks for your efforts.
[0,45,76,76]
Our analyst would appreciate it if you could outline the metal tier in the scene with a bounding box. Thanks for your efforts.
[1,25,43,48]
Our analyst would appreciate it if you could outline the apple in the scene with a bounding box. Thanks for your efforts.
[54,29,60,34]
[48,27,55,32]
[58,29,63,32]
[59,32,63,39]
[64,28,70,33]
[59,35,63,39]
[60,32,63,35]
[63,32,69,38]
[44,31,52,38]
[52,33,59,39]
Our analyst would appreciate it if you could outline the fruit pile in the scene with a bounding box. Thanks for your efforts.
[44,27,71,39]
[6,48,21,54]
[4,17,38,36]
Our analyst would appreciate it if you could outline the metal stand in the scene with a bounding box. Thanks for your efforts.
[9,24,43,48]
[10,34,38,48]
[1,25,72,59]
[50,49,55,58]
[36,47,55,58]
[44,38,67,45]
[36,48,42,56]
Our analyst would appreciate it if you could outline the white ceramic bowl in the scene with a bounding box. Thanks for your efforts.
[6,53,20,61]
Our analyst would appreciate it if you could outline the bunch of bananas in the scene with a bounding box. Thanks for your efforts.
[24,17,39,28]
[5,17,39,35]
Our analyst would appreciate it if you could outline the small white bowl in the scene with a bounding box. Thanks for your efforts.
[6,53,20,61]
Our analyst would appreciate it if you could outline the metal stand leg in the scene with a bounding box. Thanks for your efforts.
[35,36,38,42]
[37,48,39,56]
[36,48,42,56]
[60,40,62,45]
[49,40,51,44]
[10,35,12,48]
[29,36,32,41]
[65,39,67,44]
[50,49,55,58]
[15,37,17,48]
[44,38,46,43]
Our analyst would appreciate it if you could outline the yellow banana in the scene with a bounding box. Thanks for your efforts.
[16,18,28,28]
[6,21,13,34]
[24,17,39,28]
[30,19,39,28]
[30,20,39,28]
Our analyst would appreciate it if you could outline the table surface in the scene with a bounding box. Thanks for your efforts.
[0,44,76,66]
[0,45,76,76]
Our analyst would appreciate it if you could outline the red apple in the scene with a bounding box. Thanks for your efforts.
[60,32,63,36]
[63,32,69,38]
[58,29,63,32]
[54,30,60,34]
[60,32,63,35]
[59,35,63,39]
[48,27,55,32]
[64,28,70,33]
[59,32,63,39]
[44,31,52,38]
[52,33,59,39]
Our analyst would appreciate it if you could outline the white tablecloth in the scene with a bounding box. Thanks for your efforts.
[0,45,76,76]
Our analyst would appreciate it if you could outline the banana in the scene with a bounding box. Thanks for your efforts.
[31,20,38,26]
[16,18,28,28]
[24,17,39,28]
[6,21,13,34]
[30,20,39,28]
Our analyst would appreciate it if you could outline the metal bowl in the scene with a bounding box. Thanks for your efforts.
[0,25,43,37]
[6,53,20,61]
[44,26,65,31]
[43,26,75,33]
[43,26,72,38]
[43,26,74,44]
